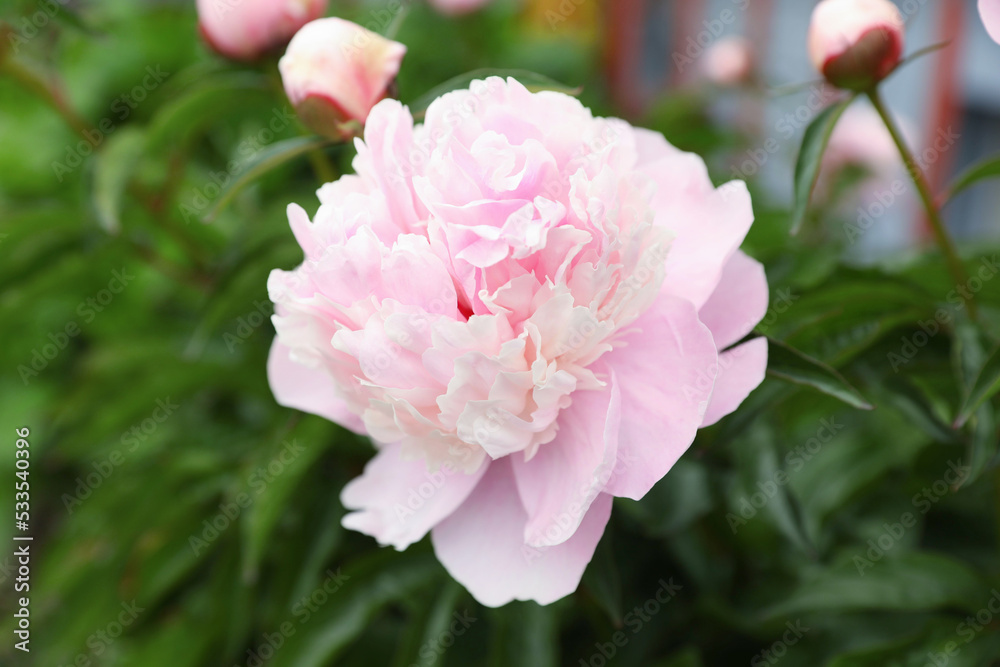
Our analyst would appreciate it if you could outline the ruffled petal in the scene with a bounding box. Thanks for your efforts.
[267,339,366,434]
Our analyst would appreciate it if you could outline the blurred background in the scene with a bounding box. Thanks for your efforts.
[2,0,1000,665]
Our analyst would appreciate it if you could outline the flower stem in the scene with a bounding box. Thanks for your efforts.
[1,57,93,138]
[385,4,411,41]
[866,88,977,319]
[265,65,339,184]
[306,149,338,184]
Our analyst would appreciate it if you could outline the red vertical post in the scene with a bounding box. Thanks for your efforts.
[670,0,706,87]
[605,0,647,118]
[920,1,965,241]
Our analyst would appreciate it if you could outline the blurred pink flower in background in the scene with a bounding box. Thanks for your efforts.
[196,0,327,61]
[267,77,768,606]
[808,0,904,91]
[823,104,901,182]
[427,0,494,16]
[279,18,406,138]
[981,0,1000,44]
[701,36,754,87]
[820,103,920,251]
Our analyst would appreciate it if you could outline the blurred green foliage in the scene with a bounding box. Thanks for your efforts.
[1,1,999,666]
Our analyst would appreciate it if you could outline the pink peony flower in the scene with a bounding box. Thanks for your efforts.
[427,0,494,16]
[267,77,768,606]
[981,0,1000,44]
[196,0,327,62]
[702,36,754,87]
[279,18,407,138]
[808,0,904,91]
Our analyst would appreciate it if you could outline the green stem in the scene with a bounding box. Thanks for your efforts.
[128,180,212,271]
[123,237,212,291]
[306,149,338,184]
[384,3,411,40]
[866,88,977,319]
[264,65,338,184]
[1,57,92,138]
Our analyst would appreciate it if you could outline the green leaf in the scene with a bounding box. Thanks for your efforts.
[955,341,1000,427]
[763,552,988,618]
[145,72,270,151]
[826,618,1000,667]
[277,552,441,667]
[624,459,713,536]
[651,647,704,667]
[239,418,334,582]
[91,126,147,234]
[965,404,998,487]
[51,6,100,35]
[403,581,463,667]
[492,602,559,667]
[789,96,855,235]
[942,155,1000,204]
[951,323,999,482]
[763,271,930,366]
[582,531,623,622]
[409,69,581,118]
[892,41,952,74]
[877,377,959,444]
[203,135,331,222]
[734,424,814,555]
[766,338,874,410]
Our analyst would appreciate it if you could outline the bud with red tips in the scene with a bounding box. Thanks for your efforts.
[808,0,905,91]
[278,18,406,139]
[196,0,327,62]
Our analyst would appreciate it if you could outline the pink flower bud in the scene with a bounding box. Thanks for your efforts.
[427,0,494,16]
[278,18,406,138]
[701,36,754,86]
[808,0,905,91]
[981,0,1000,44]
[196,0,327,62]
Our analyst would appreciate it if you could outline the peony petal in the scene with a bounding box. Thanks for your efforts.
[599,294,718,500]
[981,0,1000,44]
[640,147,754,309]
[511,374,620,547]
[267,339,367,434]
[342,443,488,550]
[431,458,612,607]
[631,127,684,166]
[697,250,769,350]
[701,337,768,427]
[353,99,425,231]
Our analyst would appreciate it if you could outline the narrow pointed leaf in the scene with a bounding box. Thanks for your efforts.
[942,155,1000,204]
[789,96,855,235]
[766,337,874,410]
[955,341,1000,427]
[892,41,951,73]
[92,126,147,234]
[204,135,331,222]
